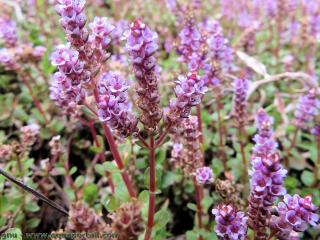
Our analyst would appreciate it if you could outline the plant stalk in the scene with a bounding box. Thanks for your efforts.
[87,121,115,193]
[193,176,203,240]
[102,123,137,198]
[144,136,156,240]
[313,136,320,186]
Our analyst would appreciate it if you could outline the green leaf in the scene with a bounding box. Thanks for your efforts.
[63,186,76,202]
[26,218,41,229]
[74,176,85,188]
[104,162,121,173]
[83,183,98,205]
[154,208,170,231]
[301,170,314,187]
[55,167,66,175]
[104,196,119,212]
[187,203,198,212]
[1,228,22,240]
[186,230,198,240]
[161,171,178,188]
[284,176,299,191]
[69,166,77,175]
[25,202,40,212]
[95,164,105,176]
[201,196,213,212]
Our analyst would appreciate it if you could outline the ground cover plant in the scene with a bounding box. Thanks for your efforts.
[0,0,320,239]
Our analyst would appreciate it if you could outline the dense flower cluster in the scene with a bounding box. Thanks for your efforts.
[177,17,204,71]
[195,166,214,185]
[49,135,62,156]
[294,89,319,130]
[233,77,249,127]
[96,72,138,137]
[164,72,206,125]
[66,202,107,232]
[207,31,227,62]
[270,194,319,239]
[125,19,162,134]
[0,18,18,47]
[212,204,248,240]
[89,17,115,49]
[55,0,88,48]
[0,48,17,70]
[0,144,12,161]
[248,109,287,239]
[171,116,203,174]
[252,108,278,157]
[88,16,115,66]
[50,45,87,112]
[108,201,144,240]
[20,123,40,147]
[311,124,320,137]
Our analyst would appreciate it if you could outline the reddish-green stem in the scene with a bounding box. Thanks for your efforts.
[156,122,172,147]
[313,136,320,186]
[144,136,156,240]
[216,99,228,171]
[87,121,115,193]
[18,70,49,124]
[193,176,203,240]
[93,88,136,198]
[196,105,204,145]
[239,127,248,183]
[65,135,76,193]
[102,123,137,198]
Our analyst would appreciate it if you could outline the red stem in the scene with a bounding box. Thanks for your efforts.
[156,122,172,147]
[65,135,76,193]
[19,72,49,124]
[216,99,227,171]
[196,105,204,145]
[137,133,150,149]
[102,124,137,198]
[193,176,203,240]
[93,87,136,198]
[313,136,320,186]
[239,127,248,183]
[144,136,156,240]
[87,121,115,193]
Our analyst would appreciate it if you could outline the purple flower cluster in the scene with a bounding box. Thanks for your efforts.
[50,45,87,111]
[49,72,85,113]
[20,123,40,147]
[252,108,278,157]
[180,116,203,174]
[311,124,320,137]
[294,89,319,130]
[0,144,12,161]
[270,194,319,239]
[195,166,214,185]
[55,0,88,47]
[164,72,206,124]
[125,19,162,133]
[212,204,248,240]
[233,77,249,127]
[0,18,18,47]
[207,31,227,62]
[96,72,138,137]
[170,116,203,174]
[89,17,115,51]
[248,109,287,238]
[50,45,90,85]
[0,48,17,70]
[177,19,204,71]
